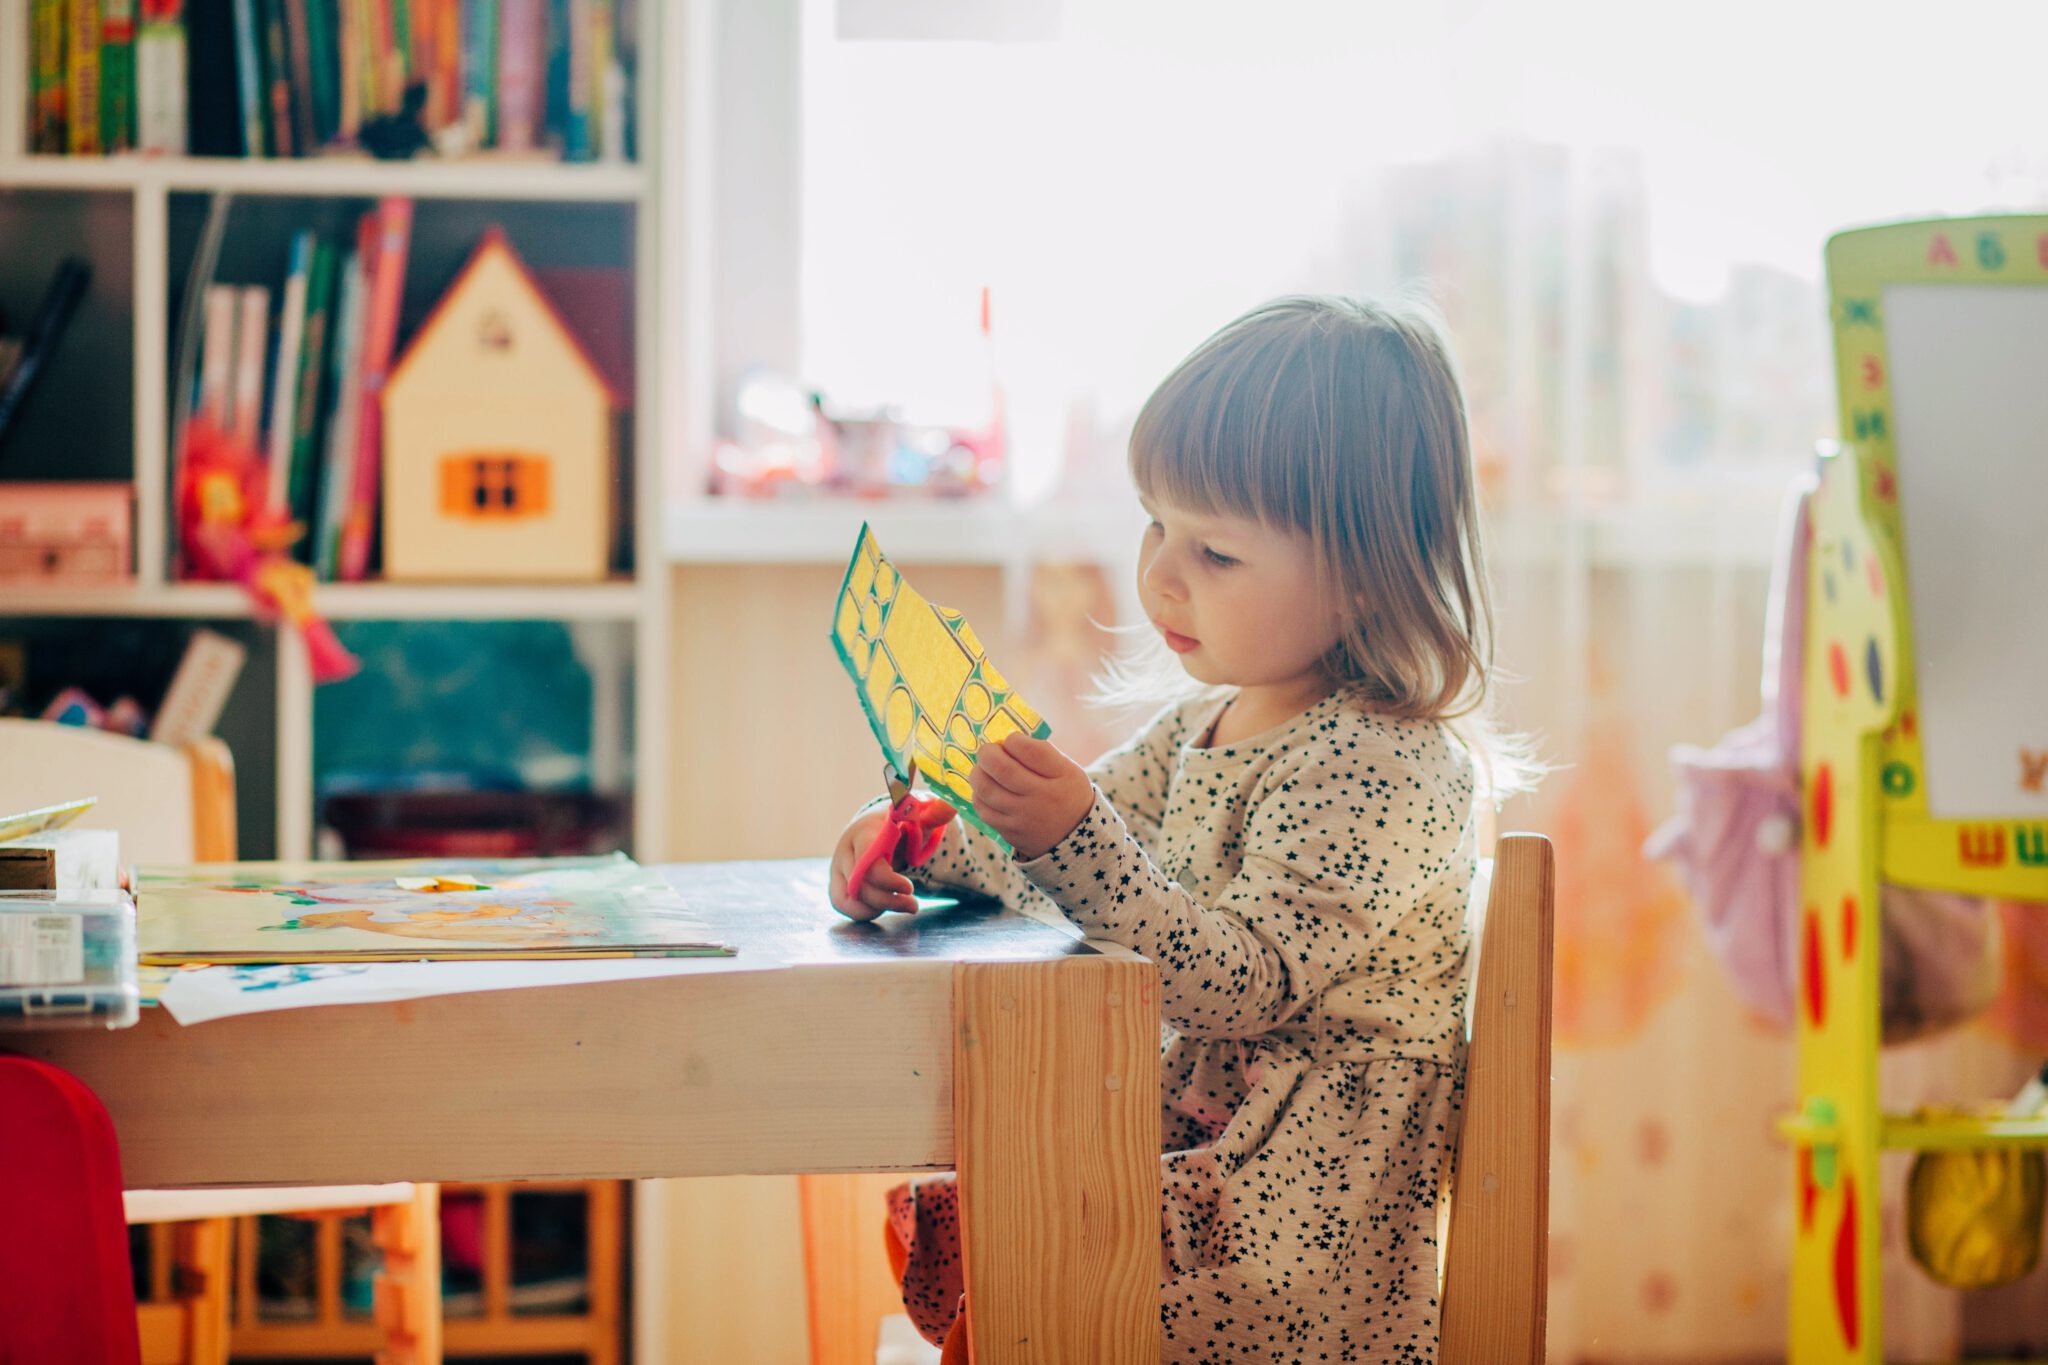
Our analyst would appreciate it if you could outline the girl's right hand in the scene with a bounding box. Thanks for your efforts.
[828,807,920,920]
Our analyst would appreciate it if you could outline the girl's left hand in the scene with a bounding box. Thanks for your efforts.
[970,733,1094,861]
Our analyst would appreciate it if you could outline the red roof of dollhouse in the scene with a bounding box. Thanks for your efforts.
[387,227,624,406]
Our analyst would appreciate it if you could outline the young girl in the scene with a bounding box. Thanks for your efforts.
[830,295,1511,1363]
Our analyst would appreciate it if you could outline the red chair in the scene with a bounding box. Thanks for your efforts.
[0,1055,144,1364]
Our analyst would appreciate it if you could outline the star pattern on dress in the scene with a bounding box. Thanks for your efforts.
[890,690,1477,1362]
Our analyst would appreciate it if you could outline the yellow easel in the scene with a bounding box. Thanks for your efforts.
[1782,215,2048,1362]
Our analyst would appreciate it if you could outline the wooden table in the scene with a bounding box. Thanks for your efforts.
[18,860,1163,1364]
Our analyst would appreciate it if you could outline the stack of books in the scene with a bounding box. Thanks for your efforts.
[178,197,411,581]
[28,0,634,163]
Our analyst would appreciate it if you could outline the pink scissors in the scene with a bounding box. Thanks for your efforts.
[845,763,958,905]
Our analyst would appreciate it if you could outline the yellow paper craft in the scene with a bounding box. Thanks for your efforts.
[0,798,96,844]
[830,524,1050,847]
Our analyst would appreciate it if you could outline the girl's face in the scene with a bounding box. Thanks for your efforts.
[1137,494,1345,719]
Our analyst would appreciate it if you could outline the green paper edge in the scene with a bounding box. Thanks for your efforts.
[827,522,1051,854]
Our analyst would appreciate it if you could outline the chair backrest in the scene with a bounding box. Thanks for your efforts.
[1440,832,1555,1363]
[0,717,236,862]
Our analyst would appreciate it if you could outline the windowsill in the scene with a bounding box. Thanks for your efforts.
[665,490,1787,570]
[664,495,1137,566]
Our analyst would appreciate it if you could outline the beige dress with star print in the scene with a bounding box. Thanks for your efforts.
[893,688,1477,1363]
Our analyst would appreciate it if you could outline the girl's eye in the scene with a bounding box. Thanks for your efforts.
[1202,546,1238,568]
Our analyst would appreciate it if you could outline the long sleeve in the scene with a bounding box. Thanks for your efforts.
[1016,734,1471,1043]
[908,699,1191,903]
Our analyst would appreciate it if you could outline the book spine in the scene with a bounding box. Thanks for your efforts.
[388,0,410,98]
[334,0,357,140]
[352,0,378,124]
[230,283,270,449]
[287,239,336,546]
[428,0,458,134]
[337,196,410,582]
[558,0,590,162]
[369,0,396,116]
[149,627,248,744]
[31,0,68,153]
[494,0,538,152]
[303,0,335,144]
[197,281,238,429]
[258,0,294,154]
[99,0,137,151]
[265,231,312,511]
[229,0,265,154]
[315,231,370,579]
[315,250,365,579]
[460,0,494,147]
[67,0,104,155]
[135,0,187,154]
[282,0,315,152]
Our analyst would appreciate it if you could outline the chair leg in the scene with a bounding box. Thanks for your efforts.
[372,1185,443,1365]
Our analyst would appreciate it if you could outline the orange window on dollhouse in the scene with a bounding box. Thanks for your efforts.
[440,454,552,520]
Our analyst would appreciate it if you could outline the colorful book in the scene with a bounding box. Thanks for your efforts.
[30,0,67,154]
[230,284,271,449]
[229,0,267,155]
[68,0,105,155]
[597,0,624,163]
[302,0,337,144]
[336,197,411,582]
[495,0,540,152]
[99,0,138,152]
[315,241,367,579]
[428,0,460,132]
[389,0,412,100]
[149,627,248,745]
[265,232,313,511]
[257,0,293,154]
[135,0,188,154]
[282,0,316,152]
[369,0,397,117]
[197,281,239,429]
[460,0,496,147]
[132,856,728,965]
[286,239,337,545]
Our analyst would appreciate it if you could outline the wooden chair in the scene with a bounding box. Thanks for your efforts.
[797,832,1556,1364]
[0,718,442,1365]
[1440,832,1555,1364]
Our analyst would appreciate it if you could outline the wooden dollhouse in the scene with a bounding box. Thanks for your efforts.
[1781,214,2048,1362]
[381,229,620,583]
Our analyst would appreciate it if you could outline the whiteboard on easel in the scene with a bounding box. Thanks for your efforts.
[1884,283,2048,819]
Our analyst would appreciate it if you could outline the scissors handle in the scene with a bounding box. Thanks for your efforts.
[844,793,957,908]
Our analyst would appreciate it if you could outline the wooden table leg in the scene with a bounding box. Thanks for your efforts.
[372,1183,442,1365]
[953,957,1161,1365]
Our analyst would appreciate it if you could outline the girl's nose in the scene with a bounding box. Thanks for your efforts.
[1142,548,1188,602]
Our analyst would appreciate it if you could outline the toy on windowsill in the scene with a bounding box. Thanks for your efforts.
[175,420,358,683]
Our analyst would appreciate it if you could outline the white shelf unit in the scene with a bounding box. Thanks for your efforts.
[0,0,670,866]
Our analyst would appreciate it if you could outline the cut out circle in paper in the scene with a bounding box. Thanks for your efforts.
[828,524,1051,849]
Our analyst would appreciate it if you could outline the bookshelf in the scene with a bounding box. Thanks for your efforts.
[0,0,669,869]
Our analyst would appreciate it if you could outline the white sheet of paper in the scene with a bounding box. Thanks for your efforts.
[1883,284,2048,819]
[158,955,774,1027]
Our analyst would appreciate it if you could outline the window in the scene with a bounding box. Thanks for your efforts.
[777,0,2048,515]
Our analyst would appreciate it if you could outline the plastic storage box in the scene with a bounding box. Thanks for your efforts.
[0,889,139,1029]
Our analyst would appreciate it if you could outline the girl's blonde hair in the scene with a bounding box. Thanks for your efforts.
[1111,294,1531,790]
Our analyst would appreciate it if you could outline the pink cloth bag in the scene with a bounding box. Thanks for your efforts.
[1646,479,2001,1042]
